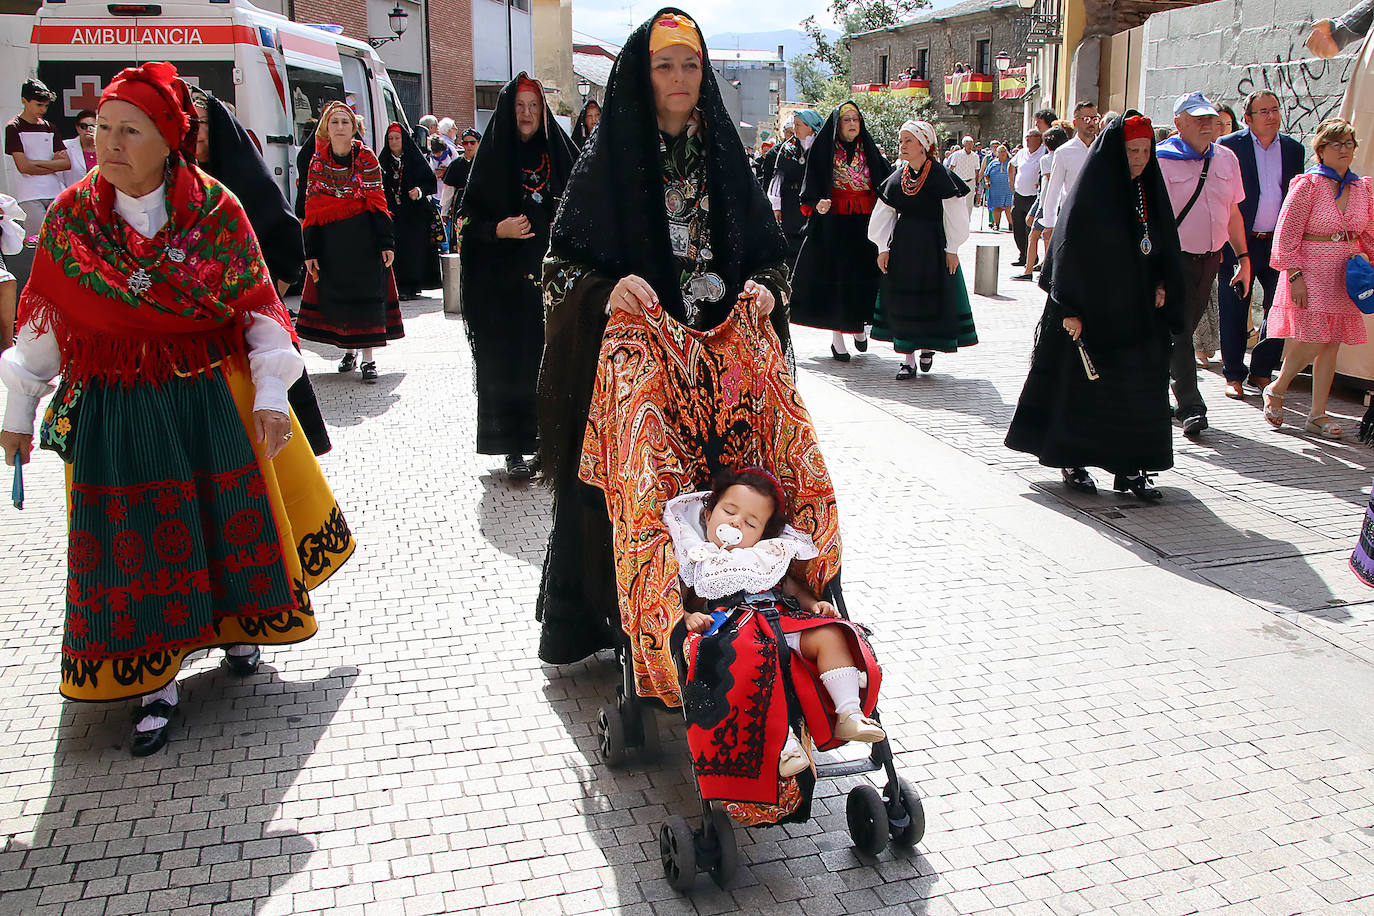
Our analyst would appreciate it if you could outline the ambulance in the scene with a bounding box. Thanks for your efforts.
[30,0,412,199]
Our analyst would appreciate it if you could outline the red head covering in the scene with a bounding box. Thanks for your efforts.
[516,75,542,97]
[99,61,199,159]
[1123,114,1154,143]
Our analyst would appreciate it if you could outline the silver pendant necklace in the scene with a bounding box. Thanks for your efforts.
[1135,181,1152,256]
[123,242,185,297]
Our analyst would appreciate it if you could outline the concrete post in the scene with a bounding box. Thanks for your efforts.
[974,245,1000,297]
[441,254,462,315]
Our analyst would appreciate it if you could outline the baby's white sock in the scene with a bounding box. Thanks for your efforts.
[903,352,917,367]
[831,331,847,352]
[137,680,179,732]
[819,666,861,715]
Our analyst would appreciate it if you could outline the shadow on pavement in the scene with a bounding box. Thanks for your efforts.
[1,664,358,915]
[477,472,552,564]
[539,658,947,911]
[306,365,406,425]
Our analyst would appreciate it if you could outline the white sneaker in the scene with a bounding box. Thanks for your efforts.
[834,710,885,743]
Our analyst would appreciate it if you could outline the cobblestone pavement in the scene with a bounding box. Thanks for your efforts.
[4,231,1374,916]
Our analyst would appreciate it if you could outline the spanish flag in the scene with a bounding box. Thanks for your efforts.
[945,72,993,104]
[999,66,1027,100]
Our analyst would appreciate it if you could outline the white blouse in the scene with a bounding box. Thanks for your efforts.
[0,183,303,435]
[866,167,971,256]
[766,134,815,211]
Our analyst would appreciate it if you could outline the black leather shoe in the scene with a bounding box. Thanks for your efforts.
[830,345,851,362]
[130,701,175,758]
[853,336,869,352]
[222,646,261,677]
[1114,472,1163,502]
[1181,414,1208,438]
[338,352,357,373]
[1061,467,1097,494]
[896,364,916,380]
[1012,258,1026,267]
[360,361,379,383]
[506,454,533,480]
[918,350,935,372]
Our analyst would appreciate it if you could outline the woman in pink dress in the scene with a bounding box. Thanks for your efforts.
[1264,118,1373,439]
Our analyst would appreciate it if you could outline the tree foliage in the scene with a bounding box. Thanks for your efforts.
[801,0,927,86]
[788,54,831,106]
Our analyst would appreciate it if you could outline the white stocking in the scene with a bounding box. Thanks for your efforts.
[137,681,179,732]
[226,644,257,657]
[903,352,917,367]
[831,331,847,353]
[819,666,861,715]
[361,348,375,363]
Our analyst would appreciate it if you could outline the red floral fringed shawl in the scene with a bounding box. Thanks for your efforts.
[302,137,390,229]
[18,160,296,387]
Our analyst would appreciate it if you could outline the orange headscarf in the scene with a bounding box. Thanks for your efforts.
[649,13,702,57]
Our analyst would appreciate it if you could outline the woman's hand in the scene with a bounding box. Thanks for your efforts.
[1290,274,1309,309]
[496,215,534,240]
[381,249,395,268]
[877,251,890,274]
[773,209,783,222]
[945,252,959,275]
[684,611,714,634]
[744,280,774,317]
[816,199,832,215]
[1063,316,1083,340]
[1155,285,1166,309]
[408,187,422,201]
[813,600,839,618]
[305,258,320,282]
[253,410,293,460]
[610,274,658,315]
[1,429,32,467]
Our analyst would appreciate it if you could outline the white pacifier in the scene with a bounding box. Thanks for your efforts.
[715,523,743,547]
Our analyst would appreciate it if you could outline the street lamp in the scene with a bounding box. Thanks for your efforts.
[368,4,409,48]
[577,77,590,101]
[995,49,1012,72]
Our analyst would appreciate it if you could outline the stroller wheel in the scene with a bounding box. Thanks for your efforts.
[887,778,926,847]
[706,805,738,888]
[598,703,627,767]
[847,784,890,856]
[660,816,697,891]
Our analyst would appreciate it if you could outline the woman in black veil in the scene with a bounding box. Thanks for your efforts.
[1005,112,1185,501]
[460,74,576,479]
[790,101,892,361]
[571,99,601,149]
[192,90,332,456]
[535,8,792,665]
[379,121,440,299]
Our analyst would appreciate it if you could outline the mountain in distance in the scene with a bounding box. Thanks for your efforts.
[705,28,841,100]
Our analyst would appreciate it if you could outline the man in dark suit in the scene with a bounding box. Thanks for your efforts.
[1217,89,1305,396]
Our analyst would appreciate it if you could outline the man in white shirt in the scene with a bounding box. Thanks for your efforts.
[1039,101,1100,237]
[1007,128,1044,265]
[945,135,983,216]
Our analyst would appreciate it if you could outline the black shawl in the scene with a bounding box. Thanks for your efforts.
[571,100,601,149]
[799,101,893,205]
[379,122,438,205]
[442,155,472,191]
[201,92,305,285]
[458,73,576,226]
[540,6,791,489]
[1039,110,1185,348]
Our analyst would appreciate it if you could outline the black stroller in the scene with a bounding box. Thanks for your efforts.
[581,295,926,891]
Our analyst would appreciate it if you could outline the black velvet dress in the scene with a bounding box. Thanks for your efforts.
[772,137,808,262]
[1005,112,1186,475]
[380,127,440,298]
[459,74,576,457]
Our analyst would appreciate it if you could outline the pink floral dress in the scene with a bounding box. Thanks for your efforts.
[1269,173,1374,345]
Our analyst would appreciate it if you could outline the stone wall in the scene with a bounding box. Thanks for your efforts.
[1140,0,1357,142]
[849,4,1029,145]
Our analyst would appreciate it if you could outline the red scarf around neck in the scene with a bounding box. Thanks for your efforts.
[302,137,390,228]
[18,159,295,386]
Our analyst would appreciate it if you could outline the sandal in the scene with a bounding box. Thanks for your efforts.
[1304,414,1344,440]
[1262,384,1284,429]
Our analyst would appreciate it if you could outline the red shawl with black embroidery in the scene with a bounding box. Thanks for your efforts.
[18,160,295,387]
[301,137,390,229]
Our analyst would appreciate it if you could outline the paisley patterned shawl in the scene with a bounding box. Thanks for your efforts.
[19,160,294,387]
[302,137,390,229]
[578,292,841,706]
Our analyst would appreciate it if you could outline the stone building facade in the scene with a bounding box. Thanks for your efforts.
[848,0,1032,145]
[1136,0,1355,142]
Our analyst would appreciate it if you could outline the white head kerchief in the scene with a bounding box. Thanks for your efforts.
[900,119,938,153]
[663,491,819,600]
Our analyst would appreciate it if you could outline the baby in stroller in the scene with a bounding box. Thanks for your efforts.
[667,467,886,780]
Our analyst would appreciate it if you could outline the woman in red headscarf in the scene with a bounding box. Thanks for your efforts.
[295,101,404,383]
[0,62,355,756]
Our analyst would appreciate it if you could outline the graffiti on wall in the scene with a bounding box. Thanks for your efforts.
[1235,33,1355,138]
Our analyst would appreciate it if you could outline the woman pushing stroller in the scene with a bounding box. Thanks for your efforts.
[668,468,885,782]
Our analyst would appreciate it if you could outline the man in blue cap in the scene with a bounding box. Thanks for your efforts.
[1157,90,1251,438]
